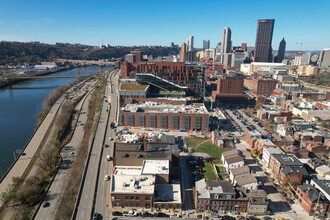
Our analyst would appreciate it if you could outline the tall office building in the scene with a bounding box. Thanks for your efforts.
[319,48,330,69]
[186,36,194,51]
[220,27,232,54]
[203,40,210,50]
[254,19,275,62]
[275,38,286,63]
[180,43,188,61]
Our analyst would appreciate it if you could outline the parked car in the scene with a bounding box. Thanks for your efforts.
[123,211,137,217]
[103,144,109,148]
[104,175,110,181]
[112,211,123,216]
[153,212,169,217]
[280,192,287,197]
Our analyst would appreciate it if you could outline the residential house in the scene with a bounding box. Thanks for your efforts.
[235,174,258,190]
[254,139,276,152]
[230,166,250,184]
[221,149,239,163]
[268,154,308,186]
[316,165,330,177]
[307,157,326,170]
[262,147,284,167]
[224,155,244,173]
[296,184,329,217]
[247,189,268,214]
[277,124,294,137]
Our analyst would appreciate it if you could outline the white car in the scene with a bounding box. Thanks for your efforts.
[104,175,110,181]
[123,211,137,217]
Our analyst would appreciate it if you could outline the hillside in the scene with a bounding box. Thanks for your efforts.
[0,41,180,66]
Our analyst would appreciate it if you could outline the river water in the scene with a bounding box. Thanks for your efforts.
[0,65,108,178]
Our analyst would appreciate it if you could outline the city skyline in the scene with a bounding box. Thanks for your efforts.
[0,0,329,50]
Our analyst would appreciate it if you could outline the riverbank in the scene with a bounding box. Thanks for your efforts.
[0,64,92,89]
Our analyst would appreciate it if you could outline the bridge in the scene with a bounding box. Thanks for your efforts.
[56,59,115,66]
[6,75,86,79]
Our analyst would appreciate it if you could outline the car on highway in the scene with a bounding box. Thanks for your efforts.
[103,144,109,148]
[42,201,50,208]
[92,213,99,220]
[104,175,110,181]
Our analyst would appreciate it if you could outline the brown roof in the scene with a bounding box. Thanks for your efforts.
[120,83,149,91]
[226,155,244,164]
[222,149,239,158]
[235,174,257,186]
[231,165,250,176]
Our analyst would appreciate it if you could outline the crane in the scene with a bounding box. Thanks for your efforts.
[295,42,319,52]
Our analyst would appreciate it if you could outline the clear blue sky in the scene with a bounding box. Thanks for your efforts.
[0,0,329,51]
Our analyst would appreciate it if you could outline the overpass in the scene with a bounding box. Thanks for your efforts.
[57,59,115,66]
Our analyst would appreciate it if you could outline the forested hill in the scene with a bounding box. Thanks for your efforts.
[0,41,180,65]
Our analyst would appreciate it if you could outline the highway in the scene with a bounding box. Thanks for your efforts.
[94,69,120,219]
[35,82,95,220]
[74,69,118,220]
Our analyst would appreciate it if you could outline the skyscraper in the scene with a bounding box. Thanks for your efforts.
[186,36,194,51]
[203,40,210,50]
[275,38,286,63]
[254,19,275,62]
[220,27,231,54]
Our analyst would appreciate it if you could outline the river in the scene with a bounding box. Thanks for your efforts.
[0,65,110,178]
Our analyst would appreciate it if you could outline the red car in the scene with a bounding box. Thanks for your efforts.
[246,148,250,152]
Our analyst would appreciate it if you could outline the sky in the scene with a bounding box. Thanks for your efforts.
[0,0,329,51]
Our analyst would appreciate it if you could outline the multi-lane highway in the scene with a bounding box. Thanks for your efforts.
[94,69,120,219]
[74,69,119,220]
[35,82,95,220]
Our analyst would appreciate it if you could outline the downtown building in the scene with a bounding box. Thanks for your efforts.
[254,19,275,62]
[118,102,209,132]
[249,75,277,96]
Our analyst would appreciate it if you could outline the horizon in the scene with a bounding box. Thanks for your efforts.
[0,40,324,53]
[0,0,329,51]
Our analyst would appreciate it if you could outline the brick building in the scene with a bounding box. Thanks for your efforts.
[120,61,201,96]
[295,131,323,143]
[245,131,262,148]
[119,102,209,132]
[194,179,248,214]
[250,75,277,96]
[292,91,330,102]
[268,154,308,186]
[211,74,248,103]
[296,184,329,217]
[254,139,276,152]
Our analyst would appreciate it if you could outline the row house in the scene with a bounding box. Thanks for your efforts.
[296,183,329,217]
[195,179,248,214]
[254,139,276,152]
[230,166,250,184]
[295,131,323,143]
[224,155,244,173]
[268,154,308,186]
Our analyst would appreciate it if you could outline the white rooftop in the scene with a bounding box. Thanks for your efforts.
[154,184,181,204]
[317,165,330,174]
[121,102,209,114]
[141,160,169,175]
[263,147,283,155]
[195,179,210,199]
[111,174,156,194]
[114,166,142,176]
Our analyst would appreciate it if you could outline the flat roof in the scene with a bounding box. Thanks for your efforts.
[256,139,275,146]
[263,147,283,155]
[121,102,209,114]
[195,179,210,199]
[111,174,156,194]
[154,184,181,204]
[141,160,169,175]
[231,165,250,176]
[316,165,330,174]
[114,166,142,176]
[120,82,149,91]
